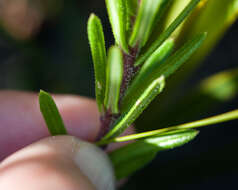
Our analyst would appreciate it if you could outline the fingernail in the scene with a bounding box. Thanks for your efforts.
[73,138,116,190]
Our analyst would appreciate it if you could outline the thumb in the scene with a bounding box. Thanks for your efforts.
[0,136,115,190]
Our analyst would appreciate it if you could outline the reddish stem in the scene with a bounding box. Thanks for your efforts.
[120,46,140,98]
[97,47,140,141]
[96,110,120,141]
[96,0,142,142]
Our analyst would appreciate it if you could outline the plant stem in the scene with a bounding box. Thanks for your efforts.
[97,110,120,140]
[97,46,140,140]
[97,109,238,145]
[120,47,140,98]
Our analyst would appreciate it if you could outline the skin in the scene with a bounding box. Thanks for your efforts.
[0,90,100,160]
[0,90,134,190]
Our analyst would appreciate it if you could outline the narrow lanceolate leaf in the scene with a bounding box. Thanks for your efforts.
[39,90,67,136]
[104,46,123,114]
[136,0,201,65]
[106,0,129,53]
[136,38,174,67]
[125,0,138,34]
[162,0,191,39]
[102,76,165,140]
[154,33,206,78]
[129,0,165,49]
[109,129,198,179]
[121,39,174,113]
[147,1,238,126]
[102,109,238,144]
[143,0,173,50]
[88,14,107,112]
[126,0,138,19]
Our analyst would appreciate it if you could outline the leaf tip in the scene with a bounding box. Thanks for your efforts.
[39,89,46,94]
[39,89,48,100]
[88,13,97,22]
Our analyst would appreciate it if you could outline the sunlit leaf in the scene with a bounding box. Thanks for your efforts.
[176,0,238,67]
[140,0,173,53]
[162,0,192,39]
[139,0,238,130]
[136,0,201,65]
[129,0,165,50]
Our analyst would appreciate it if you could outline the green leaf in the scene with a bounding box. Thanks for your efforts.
[122,33,205,115]
[103,109,238,143]
[39,90,67,136]
[125,0,138,34]
[129,0,165,50]
[111,151,156,180]
[154,33,206,78]
[104,46,123,114]
[143,1,238,128]
[140,0,173,52]
[87,14,107,112]
[136,0,201,65]
[175,0,238,68]
[109,129,198,179]
[121,38,174,113]
[126,0,138,18]
[106,0,129,53]
[162,0,191,39]
[102,76,165,140]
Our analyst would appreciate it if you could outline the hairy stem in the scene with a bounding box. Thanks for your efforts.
[97,2,141,140]
[97,47,140,141]
[120,47,139,98]
[97,110,119,140]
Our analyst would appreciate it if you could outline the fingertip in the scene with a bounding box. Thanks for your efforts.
[0,91,100,160]
[53,95,100,141]
[0,136,115,190]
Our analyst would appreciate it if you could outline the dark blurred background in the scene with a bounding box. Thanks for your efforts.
[0,0,238,189]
